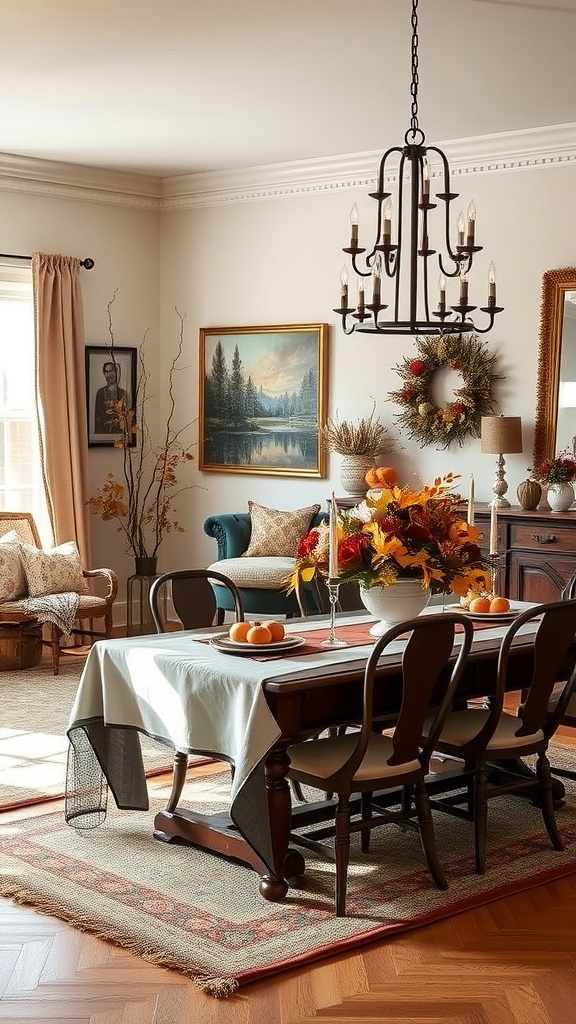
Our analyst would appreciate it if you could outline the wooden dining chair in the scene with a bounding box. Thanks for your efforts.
[423,600,576,875]
[149,568,244,813]
[149,568,244,633]
[286,612,474,916]
[542,570,576,780]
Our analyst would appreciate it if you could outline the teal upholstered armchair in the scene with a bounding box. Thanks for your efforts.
[203,508,326,620]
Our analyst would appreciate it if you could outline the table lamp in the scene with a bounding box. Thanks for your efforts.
[481,414,523,508]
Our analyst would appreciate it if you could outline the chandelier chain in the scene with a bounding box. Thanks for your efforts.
[410,0,419,135]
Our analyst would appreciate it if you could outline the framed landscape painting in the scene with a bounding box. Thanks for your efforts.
[199,323,328,477]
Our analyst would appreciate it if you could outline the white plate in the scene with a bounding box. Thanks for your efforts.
[209,635,307,655]
[459,604,520,622]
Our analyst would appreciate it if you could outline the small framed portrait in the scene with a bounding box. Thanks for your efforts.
[198,323,329,477]
[85,346,137,447]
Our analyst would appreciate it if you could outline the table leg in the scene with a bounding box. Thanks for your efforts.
[259,742,305,900]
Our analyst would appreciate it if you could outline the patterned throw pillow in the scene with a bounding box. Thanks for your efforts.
[0,530,27,601]
[20,540,87,598]
[243,501,321,558]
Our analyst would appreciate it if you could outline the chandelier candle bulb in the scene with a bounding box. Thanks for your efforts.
[382,198,392,245]
[328,493,339,579]
[422,156,430,201]
[468,475,475,526]
[340,266,349,307]
[488,262,497,303]
[372,262,381,305]
[457,212,465,247]
[467,201,476,246]
[350,205,358,247]
[358,279,365,314]
[438,274,446,312]
[459,274,469,304]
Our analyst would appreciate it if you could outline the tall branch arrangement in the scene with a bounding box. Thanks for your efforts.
[88,295,195,560]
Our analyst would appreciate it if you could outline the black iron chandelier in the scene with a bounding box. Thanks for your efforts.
[334,0,503,337]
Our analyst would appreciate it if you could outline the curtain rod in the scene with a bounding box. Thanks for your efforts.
[0,253,95,269]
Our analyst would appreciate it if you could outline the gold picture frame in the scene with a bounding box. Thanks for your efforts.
[199,323,328,477]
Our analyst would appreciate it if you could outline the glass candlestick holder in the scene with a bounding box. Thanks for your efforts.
[321,579,348,648]
[487,552,503,595]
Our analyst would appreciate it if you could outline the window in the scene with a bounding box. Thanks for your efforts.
[0,259,49,540]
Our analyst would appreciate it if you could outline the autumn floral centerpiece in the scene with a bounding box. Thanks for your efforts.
[88,297,195,568]
[288,473,491,600]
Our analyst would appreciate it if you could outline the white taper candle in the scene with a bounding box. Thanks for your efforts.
[329,492,339,579]
[468,475,475,526]
[489,502,498,556]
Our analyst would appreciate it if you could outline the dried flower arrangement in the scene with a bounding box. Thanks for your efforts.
[320,401,396,457]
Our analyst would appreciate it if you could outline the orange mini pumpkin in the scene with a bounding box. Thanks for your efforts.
[246,623,273,645]
[365,465,397,489]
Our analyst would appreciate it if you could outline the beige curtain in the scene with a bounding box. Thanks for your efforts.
[32,253,91,563]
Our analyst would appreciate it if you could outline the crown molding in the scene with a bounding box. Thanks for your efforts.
[1,123,574,212]
[0,152,161,209]
[162,122,576,210]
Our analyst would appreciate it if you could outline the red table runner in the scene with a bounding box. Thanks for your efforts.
[255,616,498,660]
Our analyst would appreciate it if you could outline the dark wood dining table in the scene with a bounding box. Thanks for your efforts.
[66,606,572,902]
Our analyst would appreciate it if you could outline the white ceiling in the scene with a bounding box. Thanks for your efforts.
[1,0,576,180]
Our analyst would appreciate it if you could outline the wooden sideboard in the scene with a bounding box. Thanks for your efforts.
[474,504,576,602]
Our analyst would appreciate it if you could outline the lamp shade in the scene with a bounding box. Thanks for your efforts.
[480,415,523,455]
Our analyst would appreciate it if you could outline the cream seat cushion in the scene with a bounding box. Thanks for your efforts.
[207,556,296,589]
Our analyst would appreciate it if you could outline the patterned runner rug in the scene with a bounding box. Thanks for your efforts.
[0,651,177,809]
[1,753,576,997]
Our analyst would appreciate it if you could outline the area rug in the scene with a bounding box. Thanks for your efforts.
[1,752,576,997]
[0,651,178,809]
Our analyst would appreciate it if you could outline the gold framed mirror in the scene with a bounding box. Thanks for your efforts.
[533,267,576,469]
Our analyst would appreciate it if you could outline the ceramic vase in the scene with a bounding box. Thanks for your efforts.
[359,580,430,637]
[546,481,575,513]
[339,454,375,497]
[516,479,542,511]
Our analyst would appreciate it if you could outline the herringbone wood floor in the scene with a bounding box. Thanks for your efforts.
[1,713,576,1022]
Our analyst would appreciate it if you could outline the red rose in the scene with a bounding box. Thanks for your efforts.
[452,402,465,415]
[338,534,368,569]
[296,529,319,558]
[401,387,414,403]
[409,359,425,376]
[452,358,461,370]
